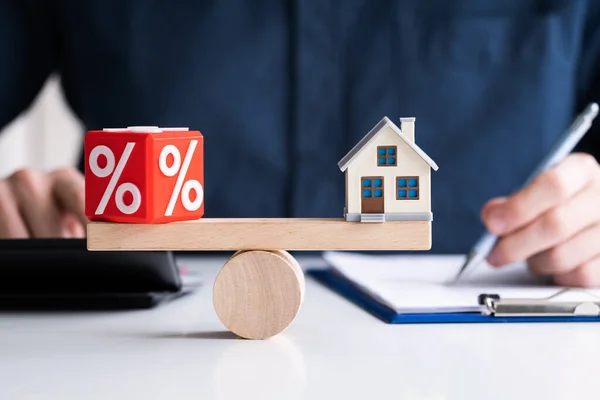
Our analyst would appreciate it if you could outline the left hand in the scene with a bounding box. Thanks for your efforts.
[481,153,600,287]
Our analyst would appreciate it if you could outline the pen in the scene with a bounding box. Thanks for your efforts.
[454,102,600,283]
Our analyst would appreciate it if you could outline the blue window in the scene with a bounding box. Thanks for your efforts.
[362,177,383,199]
[377,146,397,166]
[397,176,419,200]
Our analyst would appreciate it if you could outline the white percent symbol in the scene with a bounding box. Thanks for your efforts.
[89,143,141,215]
[159,140,203,216]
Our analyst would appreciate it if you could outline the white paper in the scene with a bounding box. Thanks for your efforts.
[322,252,598,314]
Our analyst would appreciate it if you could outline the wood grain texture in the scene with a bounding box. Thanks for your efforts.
[86,218,431,251]
[213,250,304,340]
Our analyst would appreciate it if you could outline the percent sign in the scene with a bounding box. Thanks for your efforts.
[89,140,203,216]
[159,140,203,216]
[89,143,141,215]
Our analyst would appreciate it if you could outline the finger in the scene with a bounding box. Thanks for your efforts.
[8,169,63,237]
[481,196,508,217]
[480,197,507,230]
[554,257,600,288]
[0,180,29,238]
[527,223,600,276]
[61,212,85,238]
[50,168,87,227]
[487,184,600,266]
[482,153,599,235]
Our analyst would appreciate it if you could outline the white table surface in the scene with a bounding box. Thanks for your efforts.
[1,254,599,400]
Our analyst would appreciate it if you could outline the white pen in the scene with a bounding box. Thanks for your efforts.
[454,102,600,282]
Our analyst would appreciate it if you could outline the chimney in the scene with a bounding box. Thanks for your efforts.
[399,117,415,142]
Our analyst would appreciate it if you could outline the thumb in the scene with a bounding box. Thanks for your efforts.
[481,197,509,230]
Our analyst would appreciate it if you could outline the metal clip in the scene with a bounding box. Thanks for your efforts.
[479,289,600,317]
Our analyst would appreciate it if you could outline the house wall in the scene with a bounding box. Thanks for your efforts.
[346,125,431,214]
[344,169,348,214]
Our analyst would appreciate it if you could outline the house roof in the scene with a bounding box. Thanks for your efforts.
[337,116,439,172]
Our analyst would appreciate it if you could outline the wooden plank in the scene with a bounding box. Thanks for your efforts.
[86,218,431,251]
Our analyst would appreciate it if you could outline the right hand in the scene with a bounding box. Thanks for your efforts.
[0,167,87,238]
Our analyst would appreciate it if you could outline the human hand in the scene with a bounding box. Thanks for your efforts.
[0,167,87,238]
[481,153,600,287]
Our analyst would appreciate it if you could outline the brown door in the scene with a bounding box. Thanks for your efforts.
[361,176,384,213]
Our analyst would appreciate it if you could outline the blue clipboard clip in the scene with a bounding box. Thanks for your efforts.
[478,289,600,317]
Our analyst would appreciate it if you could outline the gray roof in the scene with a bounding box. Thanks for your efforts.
[337,116,439,172]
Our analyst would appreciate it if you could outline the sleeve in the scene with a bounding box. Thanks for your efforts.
[0,0,56,131]
[575,0,600,158]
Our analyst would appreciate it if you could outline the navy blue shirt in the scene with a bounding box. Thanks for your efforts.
[1,0,599,253]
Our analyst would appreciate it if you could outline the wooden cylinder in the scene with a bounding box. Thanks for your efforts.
[212,250,305,340]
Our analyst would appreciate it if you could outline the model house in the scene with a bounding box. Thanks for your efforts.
[338,117,438,222]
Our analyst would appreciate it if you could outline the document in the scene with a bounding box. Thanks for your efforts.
[322,252,595,314]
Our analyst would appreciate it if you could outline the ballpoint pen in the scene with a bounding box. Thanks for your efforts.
[454,102,600,283]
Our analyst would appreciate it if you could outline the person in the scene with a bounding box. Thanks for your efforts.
[0,1,599,287]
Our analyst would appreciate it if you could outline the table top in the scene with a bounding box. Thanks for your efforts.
[1,254,599,400]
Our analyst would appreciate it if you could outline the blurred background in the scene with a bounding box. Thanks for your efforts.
[0,75,82,177]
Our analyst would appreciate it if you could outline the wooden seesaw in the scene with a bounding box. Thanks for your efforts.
[86,218,431,340]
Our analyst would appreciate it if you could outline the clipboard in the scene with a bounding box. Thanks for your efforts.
[308,269,600,324]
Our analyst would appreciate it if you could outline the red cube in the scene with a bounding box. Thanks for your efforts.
[84,126,204,223]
